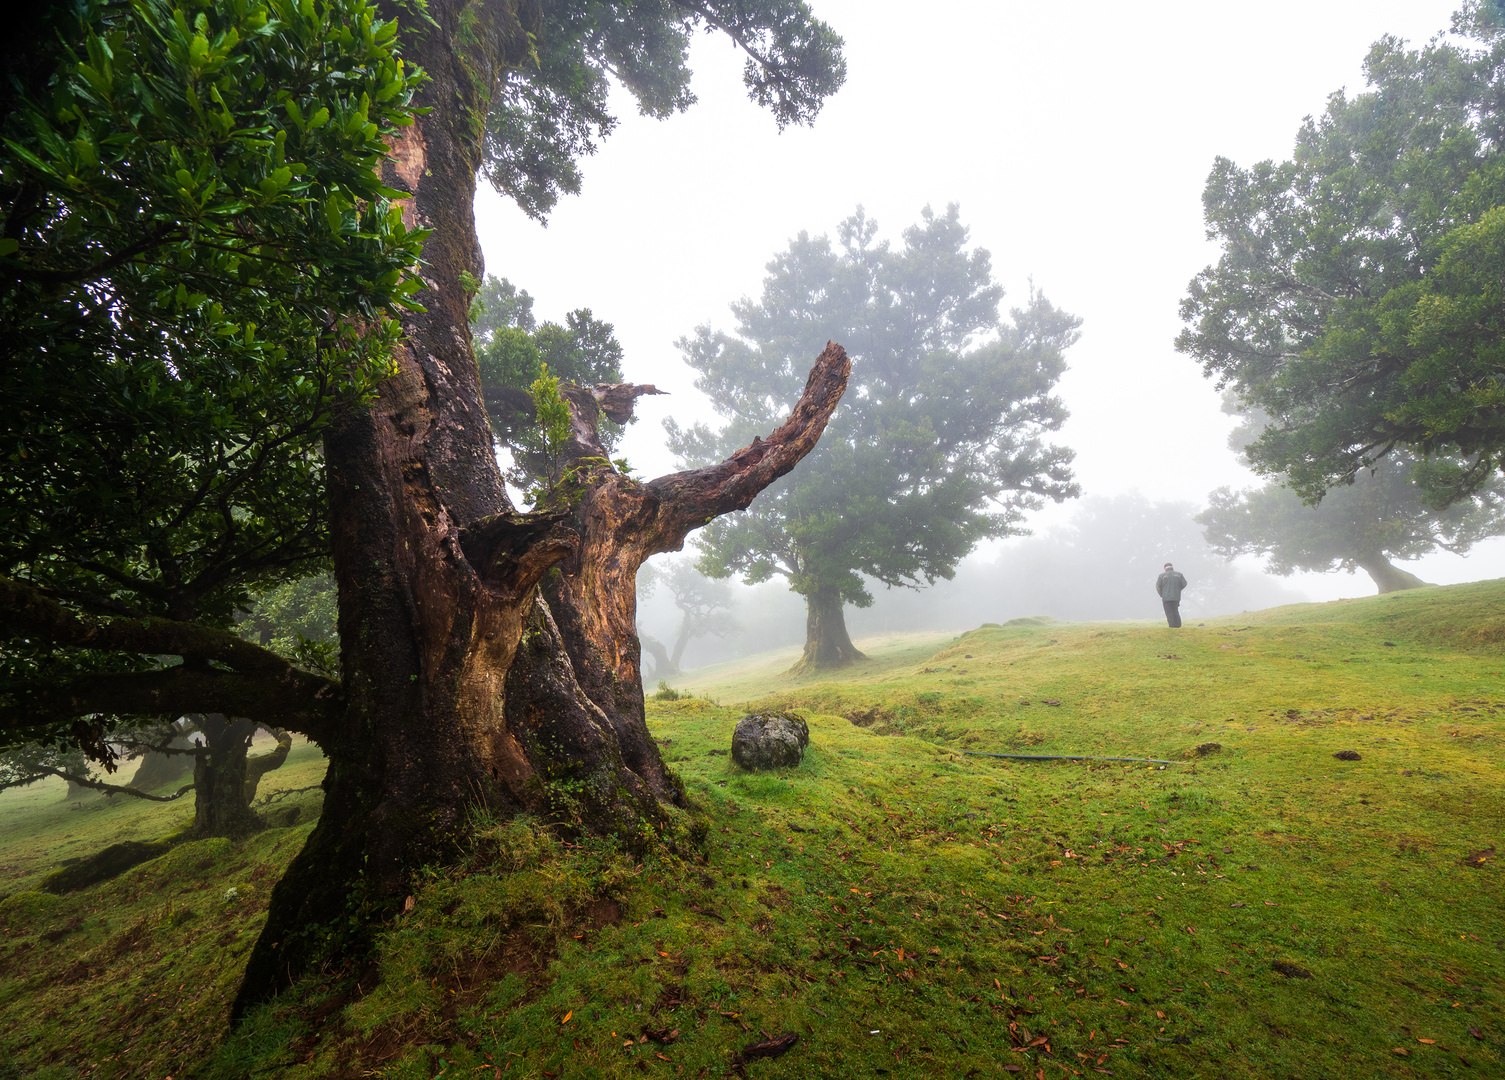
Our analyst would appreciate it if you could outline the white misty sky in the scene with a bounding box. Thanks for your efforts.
[476,0,1505,603]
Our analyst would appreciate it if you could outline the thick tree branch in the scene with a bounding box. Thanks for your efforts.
[645,341,849,549]
[560,382,667,461]
[244,728,293,804]
[0,574,312,678]
[51,768,195,803]
[458,510,580,597]
[1,667,342,743]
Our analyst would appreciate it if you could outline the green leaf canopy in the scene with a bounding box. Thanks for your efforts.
[1178,13,1505,503]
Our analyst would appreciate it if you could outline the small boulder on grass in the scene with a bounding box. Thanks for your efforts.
[731,712,810,770]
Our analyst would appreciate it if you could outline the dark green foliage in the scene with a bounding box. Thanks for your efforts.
[482,0,845,220]
[0,0,424,748]
[1199,399,1505,593]
[672,206,1079,644]
[473,274,631,491]
[239,574,339,676]
[1177,9,1505,501]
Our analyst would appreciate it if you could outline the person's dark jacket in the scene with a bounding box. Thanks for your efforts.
[1156,570,1187,603]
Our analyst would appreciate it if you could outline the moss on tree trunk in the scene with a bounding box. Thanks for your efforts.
[232,0,849,1017]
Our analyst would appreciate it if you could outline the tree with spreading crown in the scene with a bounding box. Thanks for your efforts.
[0,0,848,1012]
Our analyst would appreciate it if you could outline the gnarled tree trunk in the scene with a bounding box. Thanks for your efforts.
[1357,554,1429,594]
[129,725,195,792]
[233,0,850,1016]
[189,715,292,838]
[639,635,676,684]
[791,587,865,673]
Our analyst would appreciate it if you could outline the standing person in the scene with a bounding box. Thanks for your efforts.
[1156,562,1188,628]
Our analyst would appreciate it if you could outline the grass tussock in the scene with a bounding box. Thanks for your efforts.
[0,581,1502,1078]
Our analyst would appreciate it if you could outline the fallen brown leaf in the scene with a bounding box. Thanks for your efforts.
[738,1032,799,1063]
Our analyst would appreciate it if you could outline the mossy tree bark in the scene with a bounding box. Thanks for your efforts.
[790,588,866,673]
[234,0,849,1015]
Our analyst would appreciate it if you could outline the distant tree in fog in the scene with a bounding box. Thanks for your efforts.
[1200,458,1505,594]
[637,558,740,681]
[1199,398,1505,594]
[964,494,1298,623]
[671,205,1080,671]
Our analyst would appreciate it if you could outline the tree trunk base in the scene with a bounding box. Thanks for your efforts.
[790,591,866,673]
[1359,555,1430,594]
[787,649,866,675]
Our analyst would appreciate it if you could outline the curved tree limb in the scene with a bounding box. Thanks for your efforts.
[243,727,294,805]
[516,342,849,819]
[0,667,342,744]
[48,768,195,803]
[645,340,849,552]
[0,575,322,678]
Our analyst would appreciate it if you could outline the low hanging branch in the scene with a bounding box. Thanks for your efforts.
[0,576,343,742]
[47,767,195,802]
[0,576,311,676]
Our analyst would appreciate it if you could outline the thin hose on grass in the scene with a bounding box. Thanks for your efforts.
[960,751,1184,765]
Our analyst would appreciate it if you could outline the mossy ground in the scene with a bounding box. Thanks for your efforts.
[1,584,1502,1078]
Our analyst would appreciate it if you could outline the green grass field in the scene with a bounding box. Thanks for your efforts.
[1,582,1501,1079]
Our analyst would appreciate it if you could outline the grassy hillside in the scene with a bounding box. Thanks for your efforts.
[1,582,1501,1078]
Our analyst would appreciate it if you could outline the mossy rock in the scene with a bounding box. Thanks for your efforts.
[0,890,63,930]
[731,712,810,770]
[40,840,174,894]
